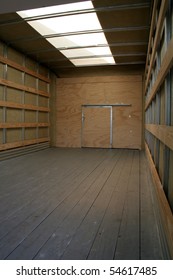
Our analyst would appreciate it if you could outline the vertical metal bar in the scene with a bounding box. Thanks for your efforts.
[110,106,113,148]
[36,63,39,140]
[47,70,50,143]
[21,55,26,141]
[2,45,8,144]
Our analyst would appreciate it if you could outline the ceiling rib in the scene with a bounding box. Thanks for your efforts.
[52,61,146,69]
[8,26,149,44]
[27,41,148,54]
[41,53,146,63]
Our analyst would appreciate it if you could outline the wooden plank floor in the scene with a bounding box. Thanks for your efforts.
[0,148,163,260]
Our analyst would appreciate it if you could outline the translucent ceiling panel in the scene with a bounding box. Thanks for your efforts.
[61,47,112,58]
[18,1,93,18]
[17,1,115,66]
[71,57,115,66]
[47,33,108,48]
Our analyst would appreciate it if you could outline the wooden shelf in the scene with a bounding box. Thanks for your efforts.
[0,101,50,112]
[0,137,50,151]
[0,55,50,83]
[0,122,50,129]
[0,78,50,97]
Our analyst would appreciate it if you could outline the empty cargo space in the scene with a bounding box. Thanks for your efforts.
[0,148,162,260]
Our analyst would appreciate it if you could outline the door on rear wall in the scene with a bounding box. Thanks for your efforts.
[81,106,112,148]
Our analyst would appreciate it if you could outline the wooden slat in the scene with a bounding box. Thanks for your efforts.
[114,151,140,259]
[0,122,49,129]
[0,101,50,112]
[144,0,158,80]
[145,143,173,259]
[145,36,173,110]
[140,151,163,259]
[0,55,50,83]
[145,0,169,92]
[146,124,173,151]
[88,151,133,259]
[0,78,50,97]
[0,137,50,151]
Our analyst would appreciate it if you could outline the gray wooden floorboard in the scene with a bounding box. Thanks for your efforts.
[0,148,163,260]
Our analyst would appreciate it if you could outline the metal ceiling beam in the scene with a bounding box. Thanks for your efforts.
[41,53,146,63]
[51,61,146,69]
[27,41,148,55]
[8,26,149,44]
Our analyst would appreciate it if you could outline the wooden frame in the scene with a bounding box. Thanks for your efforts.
[0,137,50,151]
[0,78,50,97]
[0,55,50,83]
[0,123,49,129]
[145,143,173,259]
[0,43,50,152]
[0,101,50,112]
[145,0,169,92]
[146,124,173,151]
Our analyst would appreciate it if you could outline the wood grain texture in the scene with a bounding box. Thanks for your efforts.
[56,75,142,149]
[0,55,50,83]
[82,107,111,148]
[145,143,173,259]
[0,137,50,151]
[146,124,173,151]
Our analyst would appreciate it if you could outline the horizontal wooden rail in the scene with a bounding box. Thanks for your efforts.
[144,0,158,81]
[0,101,50,112]
[145,36,173,110]
[145,0,169,92]
[146,124,173,151]
[0,137,50,151]
[0,122,50,128]
[0,55,50,83]
[0,78,50,97]
[145,142,173,259]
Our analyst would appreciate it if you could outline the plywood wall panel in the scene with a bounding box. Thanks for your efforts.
[7,48,24,64]
[25,128,36,140]
[0,107,3,122]
[6,128,22,143]
[0,85,3,100]
[38,112,48,122]
[25,74,36,88]
[38,80,47,91]
[6,88,22,103]
[0,129,3,144]
[25,111,36,123]
[25,92,37,106]
[38,127,49,138]
[6,108,21,123]
[112,106,141,149]
[7,67,23,84]
[56,75,142,149]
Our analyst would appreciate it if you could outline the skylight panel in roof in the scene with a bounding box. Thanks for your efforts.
[47,33,108,49]
[17,1,115,67]
[71,57,115,66]
[60,47,112,58]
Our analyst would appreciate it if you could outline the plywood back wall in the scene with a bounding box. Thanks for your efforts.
[56,75,143,149]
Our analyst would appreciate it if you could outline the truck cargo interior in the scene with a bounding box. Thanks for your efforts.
[0,0,173,260]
